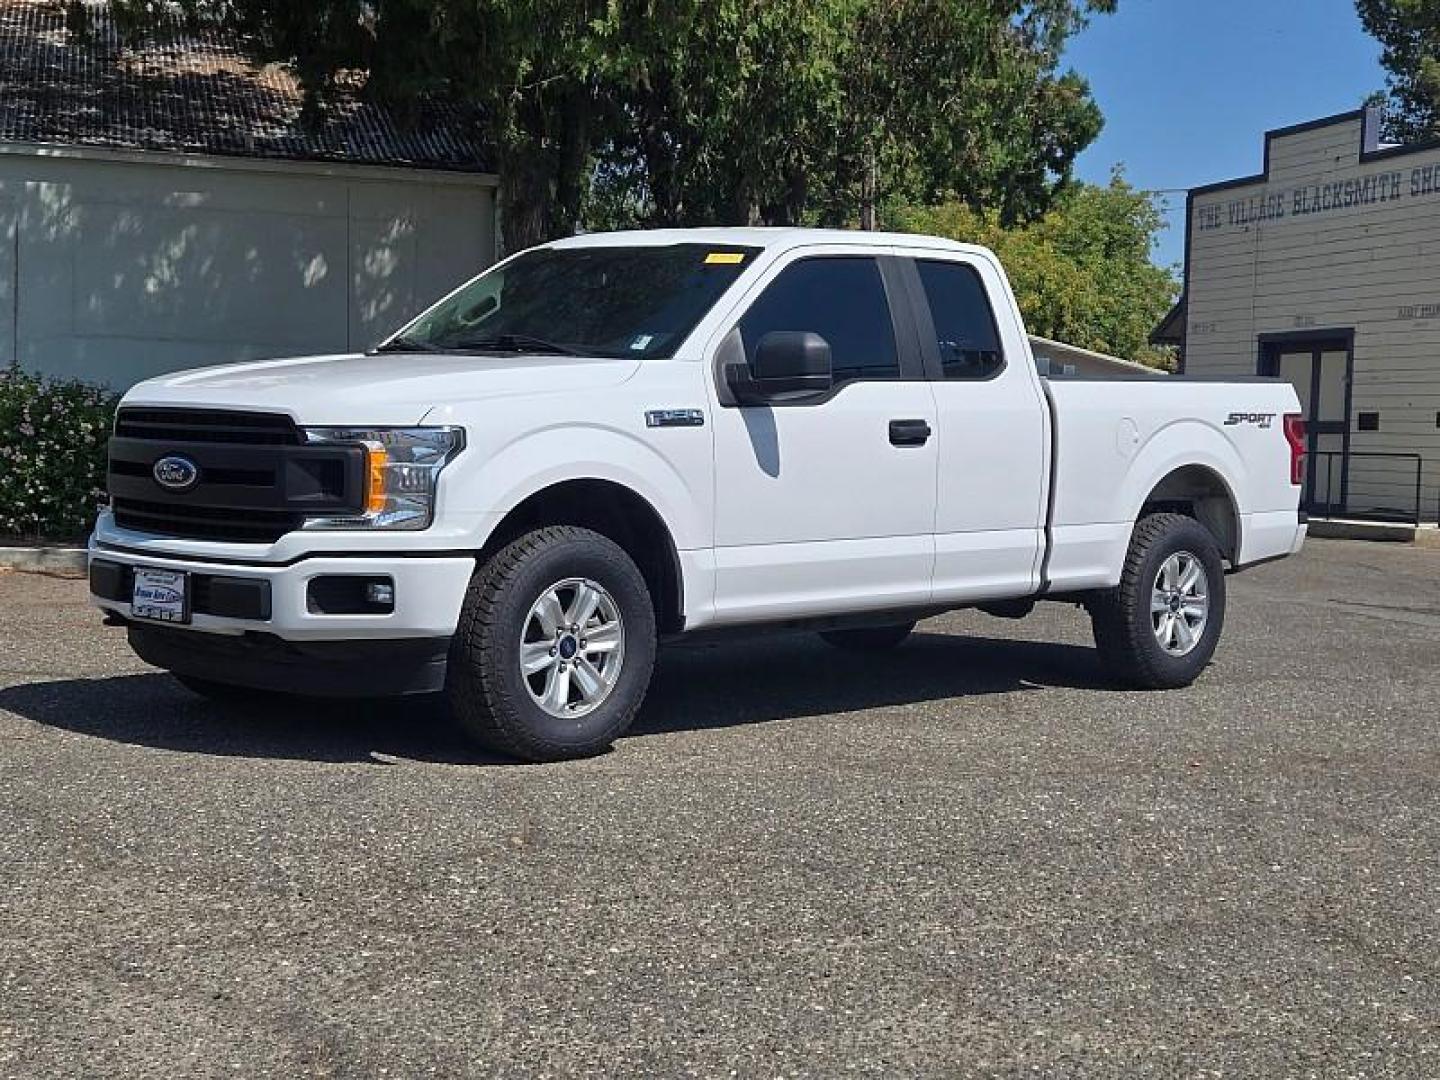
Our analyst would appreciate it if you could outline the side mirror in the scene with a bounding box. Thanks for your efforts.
[726,331,833,404]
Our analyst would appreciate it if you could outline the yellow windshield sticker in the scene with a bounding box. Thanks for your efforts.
[704,252,746,265]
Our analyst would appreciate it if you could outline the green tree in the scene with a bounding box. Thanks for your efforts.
[103,0,1116,249]
[589,0,1115,231]
[893,172,1179,367]
[1358,0,1440,141]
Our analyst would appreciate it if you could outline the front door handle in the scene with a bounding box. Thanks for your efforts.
[889,419,932,447]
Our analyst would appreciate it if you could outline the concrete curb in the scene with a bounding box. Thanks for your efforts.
[0,546,88,578]
[1307,519,1440,547]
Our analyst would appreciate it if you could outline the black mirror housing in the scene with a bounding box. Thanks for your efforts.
[727,331,833,403]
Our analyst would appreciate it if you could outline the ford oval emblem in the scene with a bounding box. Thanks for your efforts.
[152,455,200,491]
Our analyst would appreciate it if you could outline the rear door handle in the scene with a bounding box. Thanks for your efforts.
[889,419,932,447]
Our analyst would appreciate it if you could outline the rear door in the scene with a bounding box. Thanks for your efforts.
[897,253,1049,601]
[706,249,939,623]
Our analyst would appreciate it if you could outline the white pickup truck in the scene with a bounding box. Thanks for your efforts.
[90,229,1306,761]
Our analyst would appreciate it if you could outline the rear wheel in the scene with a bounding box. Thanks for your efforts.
[1086,512,1226,689]
[819,621,916,652]
[446,526,657,762]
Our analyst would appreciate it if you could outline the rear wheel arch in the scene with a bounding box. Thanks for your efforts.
[1137,464,1241,564]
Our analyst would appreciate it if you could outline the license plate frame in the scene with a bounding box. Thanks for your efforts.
[131,567,191,625]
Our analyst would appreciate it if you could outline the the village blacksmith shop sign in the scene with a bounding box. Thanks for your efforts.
[1195,163,1440,232]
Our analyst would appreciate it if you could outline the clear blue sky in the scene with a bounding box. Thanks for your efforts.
[1064,0,1386,270]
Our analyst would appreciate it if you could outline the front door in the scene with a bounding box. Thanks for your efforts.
[1261,336,1351,514]
[707,251,938,624]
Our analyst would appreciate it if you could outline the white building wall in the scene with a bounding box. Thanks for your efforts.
[0,144,497,390]
[1185,112,1440,523]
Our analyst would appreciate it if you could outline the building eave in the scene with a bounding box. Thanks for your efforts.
[0,139,498,186]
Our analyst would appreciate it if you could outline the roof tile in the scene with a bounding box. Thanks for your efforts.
[0,0,489,171]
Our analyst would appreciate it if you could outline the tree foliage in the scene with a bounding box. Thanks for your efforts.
[893,172,1178,367]
[1358,0,1440,142]
[104,0,1116,250]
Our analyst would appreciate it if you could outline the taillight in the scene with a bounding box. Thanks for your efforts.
[1283,413,1306,486]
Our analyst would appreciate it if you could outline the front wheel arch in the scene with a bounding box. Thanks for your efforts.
[479,478,685,635]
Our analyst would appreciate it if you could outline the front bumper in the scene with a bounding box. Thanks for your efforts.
[88,532,475,643]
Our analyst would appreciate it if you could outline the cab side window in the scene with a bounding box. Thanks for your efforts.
[738,257,899,382]
[916,260,1004,380]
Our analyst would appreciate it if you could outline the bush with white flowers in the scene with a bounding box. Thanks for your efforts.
[0,370,119,542]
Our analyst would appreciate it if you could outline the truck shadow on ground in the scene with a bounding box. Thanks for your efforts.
[0,631,1108,766]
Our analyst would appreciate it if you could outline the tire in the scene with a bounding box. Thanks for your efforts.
[446,526,657,762]
[819,621,916,652]
[1086,512,1227,689]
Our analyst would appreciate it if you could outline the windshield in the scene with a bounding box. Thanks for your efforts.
[384,243,761,359]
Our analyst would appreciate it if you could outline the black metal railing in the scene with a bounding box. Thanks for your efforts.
[1309,451,1429,526]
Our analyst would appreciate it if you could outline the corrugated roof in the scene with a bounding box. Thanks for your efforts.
[0,0,489,171]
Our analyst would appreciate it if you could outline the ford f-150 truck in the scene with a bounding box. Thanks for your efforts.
[89,229,1307,761]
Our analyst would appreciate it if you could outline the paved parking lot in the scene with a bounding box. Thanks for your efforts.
[1,538,1437,1078]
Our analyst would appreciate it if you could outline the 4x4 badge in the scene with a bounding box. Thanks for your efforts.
[645,409,705,428]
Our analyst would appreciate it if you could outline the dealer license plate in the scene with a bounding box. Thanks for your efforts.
[131,568,190,624]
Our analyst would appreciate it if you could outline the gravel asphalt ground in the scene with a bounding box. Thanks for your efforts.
[0,537,1436,1078]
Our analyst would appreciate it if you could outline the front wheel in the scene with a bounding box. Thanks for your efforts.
[1086,513,1226,689]
[446,526,657,762]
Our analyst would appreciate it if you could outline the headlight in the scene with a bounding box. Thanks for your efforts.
[300,426,464,531]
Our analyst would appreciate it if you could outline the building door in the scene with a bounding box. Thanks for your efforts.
[1259,333,1352,515]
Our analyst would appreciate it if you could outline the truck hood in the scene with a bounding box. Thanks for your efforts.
[123,352,642,426]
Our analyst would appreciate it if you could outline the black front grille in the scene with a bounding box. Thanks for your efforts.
[106,408,364,544]
[111,497,303,543]
[114,407,301,445]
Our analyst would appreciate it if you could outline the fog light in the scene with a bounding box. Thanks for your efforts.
[306,575,395,615]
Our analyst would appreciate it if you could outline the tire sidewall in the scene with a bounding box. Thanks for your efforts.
[476,533,656,754]
[1130,518,1227,683]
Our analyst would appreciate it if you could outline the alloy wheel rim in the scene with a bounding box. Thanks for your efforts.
[520,577,625,719]
[1150,551,1209,657]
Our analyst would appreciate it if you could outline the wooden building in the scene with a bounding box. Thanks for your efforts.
[1162,107,1440,524]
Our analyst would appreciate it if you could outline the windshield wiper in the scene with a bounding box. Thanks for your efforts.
[452,333,582,356]
[372,335,442,354]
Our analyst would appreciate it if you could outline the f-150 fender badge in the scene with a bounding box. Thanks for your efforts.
[645,409,706,428]
[1223,412,1276,428]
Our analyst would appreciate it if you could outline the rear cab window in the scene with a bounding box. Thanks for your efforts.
[915,259,1005,380]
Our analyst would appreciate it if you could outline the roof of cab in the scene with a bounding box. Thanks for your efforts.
[550,227,992,260]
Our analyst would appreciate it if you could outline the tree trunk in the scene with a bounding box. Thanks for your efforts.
[859,142,878,231]
[553,87,592,238]
[638,73,681,226]
[498,143,553,256]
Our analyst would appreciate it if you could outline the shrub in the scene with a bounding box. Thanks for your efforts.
[0,370,119,543]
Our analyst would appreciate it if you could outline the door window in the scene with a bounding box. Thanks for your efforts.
[915,260,1004,379]
[738,257,899,382]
